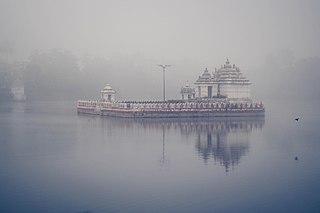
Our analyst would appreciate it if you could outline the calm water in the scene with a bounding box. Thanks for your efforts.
[0,100,320,213]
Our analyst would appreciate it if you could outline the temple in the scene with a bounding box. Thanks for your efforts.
[77,59,264,118]
[194,59,251,99]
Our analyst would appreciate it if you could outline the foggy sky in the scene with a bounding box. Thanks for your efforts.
[1,0,320,66]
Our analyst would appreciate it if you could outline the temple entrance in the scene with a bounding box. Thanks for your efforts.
[208,86,212,98]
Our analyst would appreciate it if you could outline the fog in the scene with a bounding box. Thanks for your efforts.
[1,0,320,101]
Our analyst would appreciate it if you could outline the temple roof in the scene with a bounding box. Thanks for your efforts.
[194,60,251,85]
[195,68,214,84]
[214,60,251,84]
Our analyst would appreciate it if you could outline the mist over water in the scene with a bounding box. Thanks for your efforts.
[0,101,320,213]
[1,0,320,212]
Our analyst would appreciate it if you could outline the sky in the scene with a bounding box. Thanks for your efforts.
[1,0,320,68]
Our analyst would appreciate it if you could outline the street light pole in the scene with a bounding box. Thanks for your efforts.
[157,64,171,101]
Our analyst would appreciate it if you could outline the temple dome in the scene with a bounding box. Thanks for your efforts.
[181,81,195,94]
[102,84,116,93]
[215,60,250,84]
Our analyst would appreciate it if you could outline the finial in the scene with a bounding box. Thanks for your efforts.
[226,58,229,64]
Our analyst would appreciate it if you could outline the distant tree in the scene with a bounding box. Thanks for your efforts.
[24,49,82,100]
[0,63,13,100]
[0,41,14,64]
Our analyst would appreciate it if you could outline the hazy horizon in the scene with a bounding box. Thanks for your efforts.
[1,0,320,63]
[1,0,320,101]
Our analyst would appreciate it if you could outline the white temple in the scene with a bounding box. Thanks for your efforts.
[193,59,251,99]
[180,81,195,100]
[78,61,264,118]
[101,84,116,102]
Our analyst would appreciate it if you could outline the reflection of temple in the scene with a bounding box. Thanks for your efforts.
[196,125,251,172]
[82,116,264,172]
[177,118,264,172]
[11,78,26,101]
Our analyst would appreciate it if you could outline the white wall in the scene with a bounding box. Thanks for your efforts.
[220,84,251,99]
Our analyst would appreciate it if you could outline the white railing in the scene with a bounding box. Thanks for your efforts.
[77,100,264,112]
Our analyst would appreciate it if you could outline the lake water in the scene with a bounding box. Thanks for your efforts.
[0,100,320,213]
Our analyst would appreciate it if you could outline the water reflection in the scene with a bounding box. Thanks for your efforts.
[0,101,26,113]
[2,101,319,213]
[193,119,264,172]
[160,126,167,165]
[80,116,264,172]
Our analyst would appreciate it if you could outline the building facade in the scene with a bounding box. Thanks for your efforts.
[193,59,251,100]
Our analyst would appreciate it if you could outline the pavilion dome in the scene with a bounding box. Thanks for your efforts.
[102,84,116,93]
[180,81,195,94]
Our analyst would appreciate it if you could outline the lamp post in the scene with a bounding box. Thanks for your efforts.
[157,64,171,101]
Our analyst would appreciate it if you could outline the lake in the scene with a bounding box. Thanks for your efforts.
[0,100,320,213]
